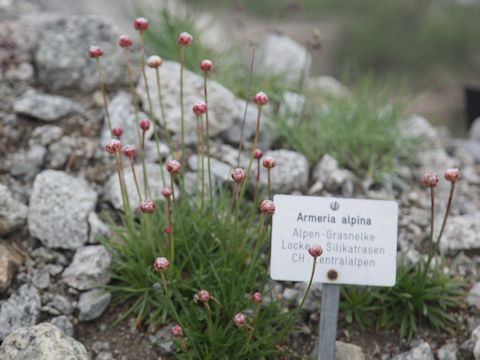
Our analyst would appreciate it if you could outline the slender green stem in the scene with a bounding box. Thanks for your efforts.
[155,68,174,157]
[200,115,205,211]
[234,184,241,225]
[435,182,456,251]
[140,131,150,199]
[139,32,153,116]
[95,58,112,133]
[203,73,213,202]
[422,187,436,282]
[160,273,183,326]
[299,258,317,310]
[179,47,186,165]
[239,106,262,202]
[267,168,272,200]
[204,302,213,339]
[130,160,142,203]
[124,48,141,146]
[114,154,128,214]
[237,47,256,166]
[253,159,261,205]
[139,32,166,188]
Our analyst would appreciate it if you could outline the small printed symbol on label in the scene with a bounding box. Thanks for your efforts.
[330,201,340,211]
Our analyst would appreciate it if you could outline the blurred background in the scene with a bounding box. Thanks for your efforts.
[35,0,480,136]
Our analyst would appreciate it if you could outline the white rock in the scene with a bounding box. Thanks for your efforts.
[256,33,311,84]
[400,115,439,146]
[78,288,111,321]
[441,212,480,252]
[392,342,434,360]
[306,76,349,98]
[88,212,111,244]
[62,245,111,290]
[0,183,27,236]
[335,341,366,360]
[14,93,82,122]
[28,170,98,249]
[470,117,480,141]
[0,323,88,359]
[255,149,309,193]
[312,154,353,191]
[0,284,41,341]
[467,282,480,310]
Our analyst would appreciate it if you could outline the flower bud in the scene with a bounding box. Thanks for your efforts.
[171,324,184,338]
[166,160,181,175]
[122,145,136,159]
[253,91,269,106]
[262,156,276,169]
[308,245,323,258]
[444,168,460,183]
[200,59,213,72]
[251,292,263,304]
[233,313,247,327]
[140,199,155,214]
[105,139,121,154]
[164,225,173,234]
[231,168,246,183]
[198,289,211,303]
[177,32,193,46]
[259,200,275,215]
[112,127,123,139]
[254,149,263,160]
[134,17,149,31]
[147,55,162,68]
[161,187,172,199]
[153,257,169,272]
[118,35,133,48]
[423,172,439,188]
[139,119,151,131]
[192,102,208,116]
[88,45,103,58]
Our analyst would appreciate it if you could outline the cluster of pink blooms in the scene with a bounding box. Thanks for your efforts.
[93,15,329,352]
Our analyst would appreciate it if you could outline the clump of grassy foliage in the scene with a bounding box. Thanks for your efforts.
[273,77,417,183]
[341,172,467,339]
[341,256,466,339]
[104,189,303,358]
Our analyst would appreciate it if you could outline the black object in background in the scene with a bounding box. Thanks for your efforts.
[465,85,480,129]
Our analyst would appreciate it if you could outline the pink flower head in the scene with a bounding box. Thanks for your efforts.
[164,225,173,234]
[233,313,247,327]
[153,257,169,272]
[259,200,275,215]
[308,245,323,258]
[253,91,269,106]
[161,187,172,199]
[423,172,439,188]
[140,199,155,214]
[134,17,149,31]
[171,324,184,338]
[118,35,133,48]
[147,55,162,68]
[177,32,193,46]
[112,127,123,139]
[445,168,461,183]
[200,59,214,72]
[254,149,263,160]
[88,45,103,58]
[231,168,246,183]
[192,102,208,116]
[139,119,150,131]
[251,292,263,304]
[166,160,181,175]
[105,139,121,154]
[262,156,276,169]
[122,144,136,159]
[197,289,211,303]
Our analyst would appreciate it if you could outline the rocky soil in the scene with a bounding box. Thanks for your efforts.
[1,1,480,359]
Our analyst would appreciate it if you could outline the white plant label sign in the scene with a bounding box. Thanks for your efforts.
[270,195,399,286]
